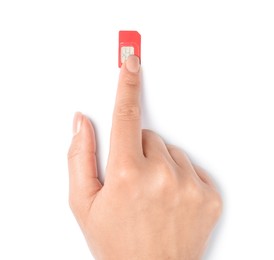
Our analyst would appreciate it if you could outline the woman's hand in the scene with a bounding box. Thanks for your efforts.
[68,55,222,260]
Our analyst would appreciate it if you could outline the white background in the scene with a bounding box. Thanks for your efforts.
[0,0,273,259]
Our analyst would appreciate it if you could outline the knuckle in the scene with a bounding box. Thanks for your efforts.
[117,163,140,180]
[183,177,205,202]
[67,142,81,161]
[67,141,94,161]
[123,74,140,88]
[156,160,175,179]
[110,157,140,181]
[153,162,178,193]
[112,168,141,197]
[116,102,140,121]
[208,191,223,217]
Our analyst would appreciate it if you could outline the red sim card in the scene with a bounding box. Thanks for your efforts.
[119,31,141,68]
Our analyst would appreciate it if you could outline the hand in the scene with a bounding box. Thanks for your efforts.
[68,55,222,260]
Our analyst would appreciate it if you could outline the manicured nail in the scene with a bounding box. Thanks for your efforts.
[126,55,140,73]
[73,112,83,135]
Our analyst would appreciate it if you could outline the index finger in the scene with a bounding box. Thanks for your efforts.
[109,55,143,160]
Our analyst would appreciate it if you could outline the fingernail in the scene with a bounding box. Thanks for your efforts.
[73,112,83,135]
[126,55,140,73]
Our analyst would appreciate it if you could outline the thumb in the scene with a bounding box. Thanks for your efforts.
[68,112,102,219]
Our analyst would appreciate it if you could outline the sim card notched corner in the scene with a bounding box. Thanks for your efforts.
[118,31,141,68]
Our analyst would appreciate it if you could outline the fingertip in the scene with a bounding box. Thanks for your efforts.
[124,55,140,73]
[68,112,96,160]
[73,112,83,136]
[72,112,95,138]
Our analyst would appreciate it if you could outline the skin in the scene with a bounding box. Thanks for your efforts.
[67,55,222,260]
